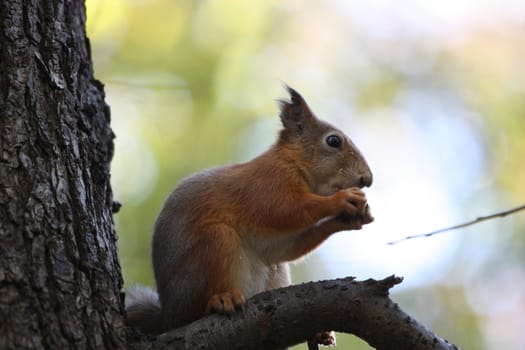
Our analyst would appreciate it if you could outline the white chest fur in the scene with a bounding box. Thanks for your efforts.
[233,231,298,298]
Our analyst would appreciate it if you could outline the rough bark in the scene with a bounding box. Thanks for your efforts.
[0,0,126,349]
[128,276,460,350]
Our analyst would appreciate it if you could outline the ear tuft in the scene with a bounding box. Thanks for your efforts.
[278,85,314,135]
[286,85,303,106]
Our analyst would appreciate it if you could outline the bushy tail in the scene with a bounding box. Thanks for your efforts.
[125,286,163,335]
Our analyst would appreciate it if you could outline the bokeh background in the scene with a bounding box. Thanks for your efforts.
[86,0,525,348]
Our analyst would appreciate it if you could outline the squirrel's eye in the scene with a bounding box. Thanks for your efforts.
[326,135,342,148]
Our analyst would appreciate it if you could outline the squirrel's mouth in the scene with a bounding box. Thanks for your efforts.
[321,179,364,196]
[332,180,363,191]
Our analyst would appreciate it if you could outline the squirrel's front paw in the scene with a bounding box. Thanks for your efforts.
[335,202,373,230]
[359,203,374,224]
[206,288,245,315]
[335,187,367,216]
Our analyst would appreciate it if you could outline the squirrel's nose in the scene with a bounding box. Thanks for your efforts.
[359,173,373,188]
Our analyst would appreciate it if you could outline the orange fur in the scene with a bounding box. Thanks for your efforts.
[125,87,374,336]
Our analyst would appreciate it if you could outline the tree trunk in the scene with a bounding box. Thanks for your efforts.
[0,0,126,349]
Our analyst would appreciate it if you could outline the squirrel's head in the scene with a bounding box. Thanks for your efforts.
[278,86,373,196]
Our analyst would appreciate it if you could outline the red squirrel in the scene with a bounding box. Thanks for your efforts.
[125,87,374,345]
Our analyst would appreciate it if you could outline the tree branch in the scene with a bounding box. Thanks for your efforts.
[127,276,459,350]
[388,204,525,245]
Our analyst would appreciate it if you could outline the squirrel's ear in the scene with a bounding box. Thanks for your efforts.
[278,85,315,136]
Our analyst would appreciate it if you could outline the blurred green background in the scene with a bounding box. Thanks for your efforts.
[86,1,525,349]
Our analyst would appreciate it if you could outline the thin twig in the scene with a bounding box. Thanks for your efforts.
[388,204,525,245]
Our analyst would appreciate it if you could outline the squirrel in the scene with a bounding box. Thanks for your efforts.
[125,86,374,346]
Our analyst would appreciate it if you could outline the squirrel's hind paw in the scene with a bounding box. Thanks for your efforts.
[206,288,245,315]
